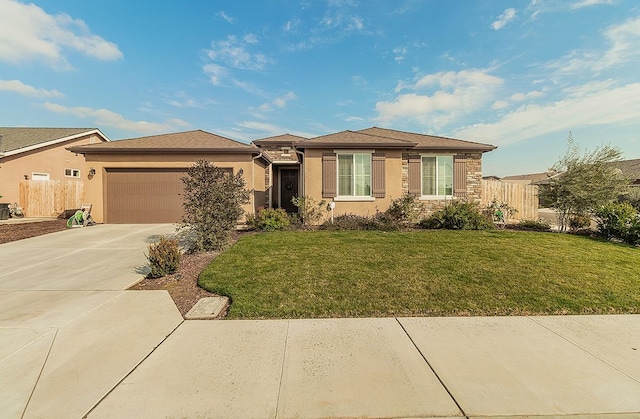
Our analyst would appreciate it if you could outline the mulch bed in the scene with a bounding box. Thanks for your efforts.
[0,219,68,244]
[128,251,223,317]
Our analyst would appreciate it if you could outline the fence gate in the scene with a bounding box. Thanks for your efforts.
[19,180,84,217]
[481,180,538,221]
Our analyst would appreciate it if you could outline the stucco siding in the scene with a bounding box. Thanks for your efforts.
[0,134,103,205]
[82,153,265,223]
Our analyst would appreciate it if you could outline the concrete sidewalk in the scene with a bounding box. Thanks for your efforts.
[2,225,639,418]
[88,315,640,419]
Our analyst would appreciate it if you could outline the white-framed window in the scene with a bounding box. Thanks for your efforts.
[337,152,371,197]
[64,168,81,178]
[422,155,453,197]
[31,173,50,181]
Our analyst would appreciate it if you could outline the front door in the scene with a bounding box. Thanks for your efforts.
[280,169,299,213]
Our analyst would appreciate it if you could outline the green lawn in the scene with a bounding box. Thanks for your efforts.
[199,230,640,319]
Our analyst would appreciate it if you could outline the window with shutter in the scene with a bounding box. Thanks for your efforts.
[408,155,421,194]
[453,158,467,197]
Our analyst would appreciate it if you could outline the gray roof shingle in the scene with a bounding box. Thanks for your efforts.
[0,127,100,153]
[68,130,259,154]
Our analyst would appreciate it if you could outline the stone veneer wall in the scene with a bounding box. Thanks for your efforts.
[401,152,483,214]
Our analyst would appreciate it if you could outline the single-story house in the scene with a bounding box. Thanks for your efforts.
[70,127,496,224]
[0,127,109,205]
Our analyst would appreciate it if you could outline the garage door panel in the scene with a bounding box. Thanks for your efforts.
[106,169,186,223]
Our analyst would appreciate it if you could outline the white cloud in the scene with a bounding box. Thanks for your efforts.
[258,92,297,112]
[203,63,227,85]
[43,102,189,134]
[393,46,406,63]
[345,116,364,122]
[206,35,271,71]
[243,33,258,44]
[376,70,504,128]
[491,8,517,30]
[547,15,640,75]
[455,82,640,146]
[0,79,63,98]
[0,0,122,69]
[571,0,614,9]
[510,90,545,101]
[492,100,510,110]
[217,11,233,23]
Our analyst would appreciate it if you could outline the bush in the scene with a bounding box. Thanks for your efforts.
[180,160,250,252]
[419,202,493,230]
[385,194,424,225]
[146,236,181,278]
[247,208,290,231]
[291,196,326,227]
[320,212,400,231]
[515,219,552,231]
[568,213,592,231]
[594,202,640,245]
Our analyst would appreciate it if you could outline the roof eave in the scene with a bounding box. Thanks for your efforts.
[298,142,417,149]
[4,129,110,157]
[68,147,260,154]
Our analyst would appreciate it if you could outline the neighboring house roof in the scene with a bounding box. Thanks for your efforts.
[0,127,109,157]
[358,127,497,152]
[503,172,560,184]
[615,159,640,181]
[68,130,260,154]
[252,134,308,146]
[298,130,417,149]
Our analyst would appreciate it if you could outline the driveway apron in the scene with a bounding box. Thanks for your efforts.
[0,224,183,419]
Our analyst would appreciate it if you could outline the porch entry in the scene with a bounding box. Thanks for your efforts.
[279,168,299,213]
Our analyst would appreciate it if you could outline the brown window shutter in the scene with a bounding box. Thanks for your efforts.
[454,158,467,197]
[372,153,385,198]
[408,155,421,195]
[322,153,337,198]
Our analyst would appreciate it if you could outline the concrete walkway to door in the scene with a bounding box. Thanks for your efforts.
[2,224,640,419]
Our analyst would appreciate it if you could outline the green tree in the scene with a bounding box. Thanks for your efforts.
[180,160,249,252]
[540,133,627,232]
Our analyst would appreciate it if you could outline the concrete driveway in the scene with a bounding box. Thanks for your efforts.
[2,224,640,418]
[0,224,184,419]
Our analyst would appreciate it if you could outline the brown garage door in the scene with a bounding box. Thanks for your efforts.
[105,168,186,223]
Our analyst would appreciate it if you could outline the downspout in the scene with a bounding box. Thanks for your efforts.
[293,146,305,198]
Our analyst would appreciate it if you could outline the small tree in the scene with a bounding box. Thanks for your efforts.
[179,160,249,252]
[540,134,627,232]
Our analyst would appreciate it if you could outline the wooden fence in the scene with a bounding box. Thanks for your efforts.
[19,180,84,217]
[481,180,538,221]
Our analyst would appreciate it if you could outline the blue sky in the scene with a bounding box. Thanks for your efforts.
[1,0,639,176]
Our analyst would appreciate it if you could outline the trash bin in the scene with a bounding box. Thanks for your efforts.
[0,203,9,220]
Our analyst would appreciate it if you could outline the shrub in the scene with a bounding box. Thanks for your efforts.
[594,202,640,245]
[247,208,290,231]
[320,212,400,231]
[568,213,592,231]
[485,199,518,228]
[179,160,250,252]
[515,219,552,231]
[146,236,181,278]
[291,196,326,227]
[419,202,493,230]
[385,194,424,225]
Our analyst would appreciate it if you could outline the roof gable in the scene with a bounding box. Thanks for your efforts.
[0,127,109,155]
[298,130,416,149]
[358,127,496,152]
[252,134,307,146]
[68,130,259,154]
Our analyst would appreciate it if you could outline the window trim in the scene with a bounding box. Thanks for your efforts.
[64,168,81,178]
[335,150,373,199]
[419,154,454,199]
[31,172,50,181]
